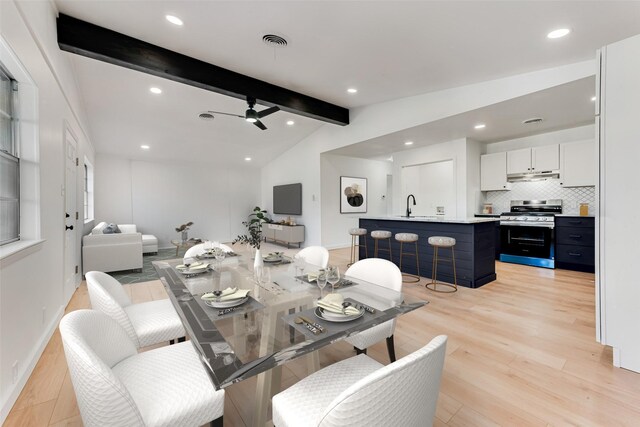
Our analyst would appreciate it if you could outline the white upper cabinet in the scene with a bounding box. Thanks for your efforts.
[507,145,559,174]
[481,152,511,191]
[560,140,596,187]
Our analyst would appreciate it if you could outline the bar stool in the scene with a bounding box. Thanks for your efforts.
[395,233,420,283]
[371,230,393,262]
[425,236,457,293]
[348,228,368,267]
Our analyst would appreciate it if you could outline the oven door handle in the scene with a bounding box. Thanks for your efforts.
[500,222,554,228]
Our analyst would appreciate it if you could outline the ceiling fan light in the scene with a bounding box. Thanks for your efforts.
[245,108,259,122]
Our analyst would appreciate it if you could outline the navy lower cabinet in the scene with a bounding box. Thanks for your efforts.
[554,216,595,273]
[358,218,497,288]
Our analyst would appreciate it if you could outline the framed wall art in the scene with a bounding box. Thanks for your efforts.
[340,176,367,214]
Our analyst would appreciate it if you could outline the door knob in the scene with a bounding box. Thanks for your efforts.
[66,225,74,231]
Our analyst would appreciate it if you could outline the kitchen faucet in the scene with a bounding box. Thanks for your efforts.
[406,194,416,217]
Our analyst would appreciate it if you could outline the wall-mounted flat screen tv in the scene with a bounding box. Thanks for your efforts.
[273,183,302,215]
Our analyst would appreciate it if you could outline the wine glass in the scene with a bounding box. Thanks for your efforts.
[317,268,327,299]
[294,255,304,281]
[327,266,340,293]
[214,247,226,264]
[203,240,213,254]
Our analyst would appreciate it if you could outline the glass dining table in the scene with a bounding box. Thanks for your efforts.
[152,248,427,427]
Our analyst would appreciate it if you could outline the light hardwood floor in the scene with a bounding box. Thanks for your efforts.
[5,246,640,426]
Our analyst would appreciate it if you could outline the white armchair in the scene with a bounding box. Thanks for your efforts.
[82,222,142,274]
[59,309,224,427]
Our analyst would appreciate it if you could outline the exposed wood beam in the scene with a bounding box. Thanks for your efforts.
[57,14,349,126]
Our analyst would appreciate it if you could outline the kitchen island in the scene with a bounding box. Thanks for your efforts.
[359,216,499,288]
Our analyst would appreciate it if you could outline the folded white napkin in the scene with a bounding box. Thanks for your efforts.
[307,272,319,282]
[316,293,360,316]
[176,261,208,270]
[201,287,250,301]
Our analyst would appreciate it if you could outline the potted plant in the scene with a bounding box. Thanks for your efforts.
[233,207,269,268]
[175,221,193,242]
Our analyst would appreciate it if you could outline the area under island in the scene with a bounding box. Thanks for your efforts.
[359,216,499,288]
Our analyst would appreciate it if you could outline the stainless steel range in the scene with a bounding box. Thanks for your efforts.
[500,200,562,268]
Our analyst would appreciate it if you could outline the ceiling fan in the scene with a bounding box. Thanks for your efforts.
[207,96,280,130]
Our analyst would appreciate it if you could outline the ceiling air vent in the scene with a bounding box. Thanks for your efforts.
[198,112,215,120]
[262,34,288,48]
[522,117,544,124]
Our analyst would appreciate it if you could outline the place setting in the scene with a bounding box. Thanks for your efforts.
[262,251,292,265]
[198,286,263,318]
[175,257,212,278]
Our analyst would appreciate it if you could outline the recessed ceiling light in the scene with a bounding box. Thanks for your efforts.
[286,120,295,126]
[165,15,183,26]
[591,96,597,102]
[547,28,571,39]
[347,88,358,94]
[140,145,150,150]
[244,157,252,161]
[404,141,414,146]
[149,87,162,94]
[474,123,486,129]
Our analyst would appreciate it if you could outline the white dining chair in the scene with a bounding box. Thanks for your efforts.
[185,242,233,258]
[344,258,403,361]
[85,271,185,348]
[60,309,224,427]
[295,245,330,268]
[272,335,447,427]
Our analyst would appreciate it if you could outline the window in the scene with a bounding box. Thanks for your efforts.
[84,158,94,221]
[0,65,19,246]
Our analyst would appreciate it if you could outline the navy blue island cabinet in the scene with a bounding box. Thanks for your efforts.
[358,217,498,288]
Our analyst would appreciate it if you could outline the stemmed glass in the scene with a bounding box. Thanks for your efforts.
[203,240,213,254]
[294,256,306,282]
[327,266,340,293]
[317,268,327,299]
[214,247,226,265]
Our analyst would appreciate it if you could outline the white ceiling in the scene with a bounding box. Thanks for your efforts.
[56,1,640,165]
[330,76,596,160]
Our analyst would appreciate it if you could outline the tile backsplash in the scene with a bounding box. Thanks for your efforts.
[484,180,596,215]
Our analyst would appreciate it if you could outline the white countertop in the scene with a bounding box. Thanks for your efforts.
[360,216,500,224]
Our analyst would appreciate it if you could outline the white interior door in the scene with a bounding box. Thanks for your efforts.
[64,126,78,300]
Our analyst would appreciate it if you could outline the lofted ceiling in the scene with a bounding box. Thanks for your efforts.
[55,1,640,166]
[330,76,597,160]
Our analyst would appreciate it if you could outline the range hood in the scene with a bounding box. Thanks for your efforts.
[507,170,560,182]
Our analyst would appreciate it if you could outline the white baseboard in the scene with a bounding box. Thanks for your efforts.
[0,305,65,424]
[324,243,351,250]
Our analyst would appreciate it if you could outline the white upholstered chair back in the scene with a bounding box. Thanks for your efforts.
[320,335,447,427]
[344,258,403,352]
[345,258,402,292]
[59,310,144,427]
[296,246,330,268]
[85,271,139,347]
[184,243,233,258]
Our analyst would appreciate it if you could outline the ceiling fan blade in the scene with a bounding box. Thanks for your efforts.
[207,110,244,119]
[253,120,267,130]
[257,106,280,119]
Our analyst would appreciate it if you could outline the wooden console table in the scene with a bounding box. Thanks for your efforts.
[263,224,305,248]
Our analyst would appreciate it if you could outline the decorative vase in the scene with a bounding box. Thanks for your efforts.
[253,248,264,282]
[181,230,188,242]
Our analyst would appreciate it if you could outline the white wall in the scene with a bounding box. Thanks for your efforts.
[401,160,455,217]
[0,0,95,421]
[320,154,392,248]
[95,155,261,247]
[262,61,595,245]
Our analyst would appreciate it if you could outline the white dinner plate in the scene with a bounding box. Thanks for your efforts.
[314,306,364,322]
[203,296,249,309]
[263,256,282,263]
